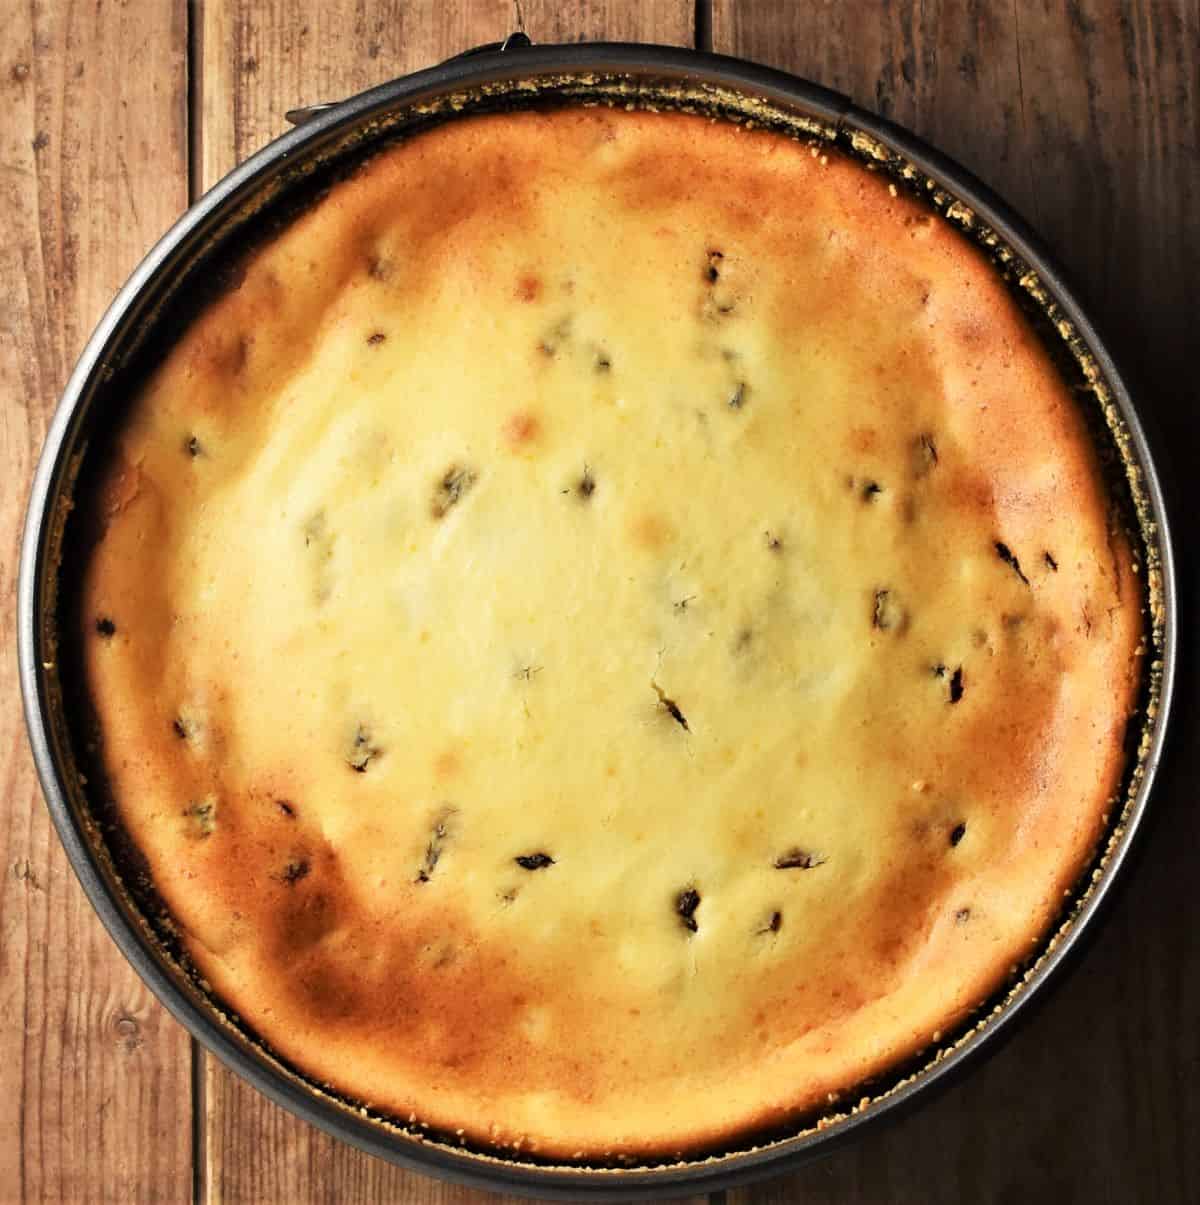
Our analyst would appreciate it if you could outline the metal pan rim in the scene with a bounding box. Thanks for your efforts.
[17,40,1178,1201]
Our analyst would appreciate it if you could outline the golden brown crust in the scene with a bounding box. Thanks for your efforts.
[79,108,1142,1158]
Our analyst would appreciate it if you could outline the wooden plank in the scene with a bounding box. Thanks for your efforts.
[0,2,194,1202]
[711,2,1199,1202]
[198,0,696,184]
[195,4,697,1201]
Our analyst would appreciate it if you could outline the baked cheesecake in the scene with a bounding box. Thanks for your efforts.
[78,106,1144,1159]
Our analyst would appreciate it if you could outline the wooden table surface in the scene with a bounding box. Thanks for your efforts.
[1,2,1196,1201]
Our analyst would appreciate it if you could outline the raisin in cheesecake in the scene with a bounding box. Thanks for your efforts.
[79,107,1144,1159]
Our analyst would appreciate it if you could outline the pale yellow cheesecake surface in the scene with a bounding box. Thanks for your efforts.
[80,107,1142,1158]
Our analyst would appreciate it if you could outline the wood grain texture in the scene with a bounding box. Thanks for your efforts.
[7,2,1194,1201]
[0,1,194,1203]
[197,0,694,184]
[202,1068,526,1205]
[195,6,696,1201]
[712,3,1199,1203]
